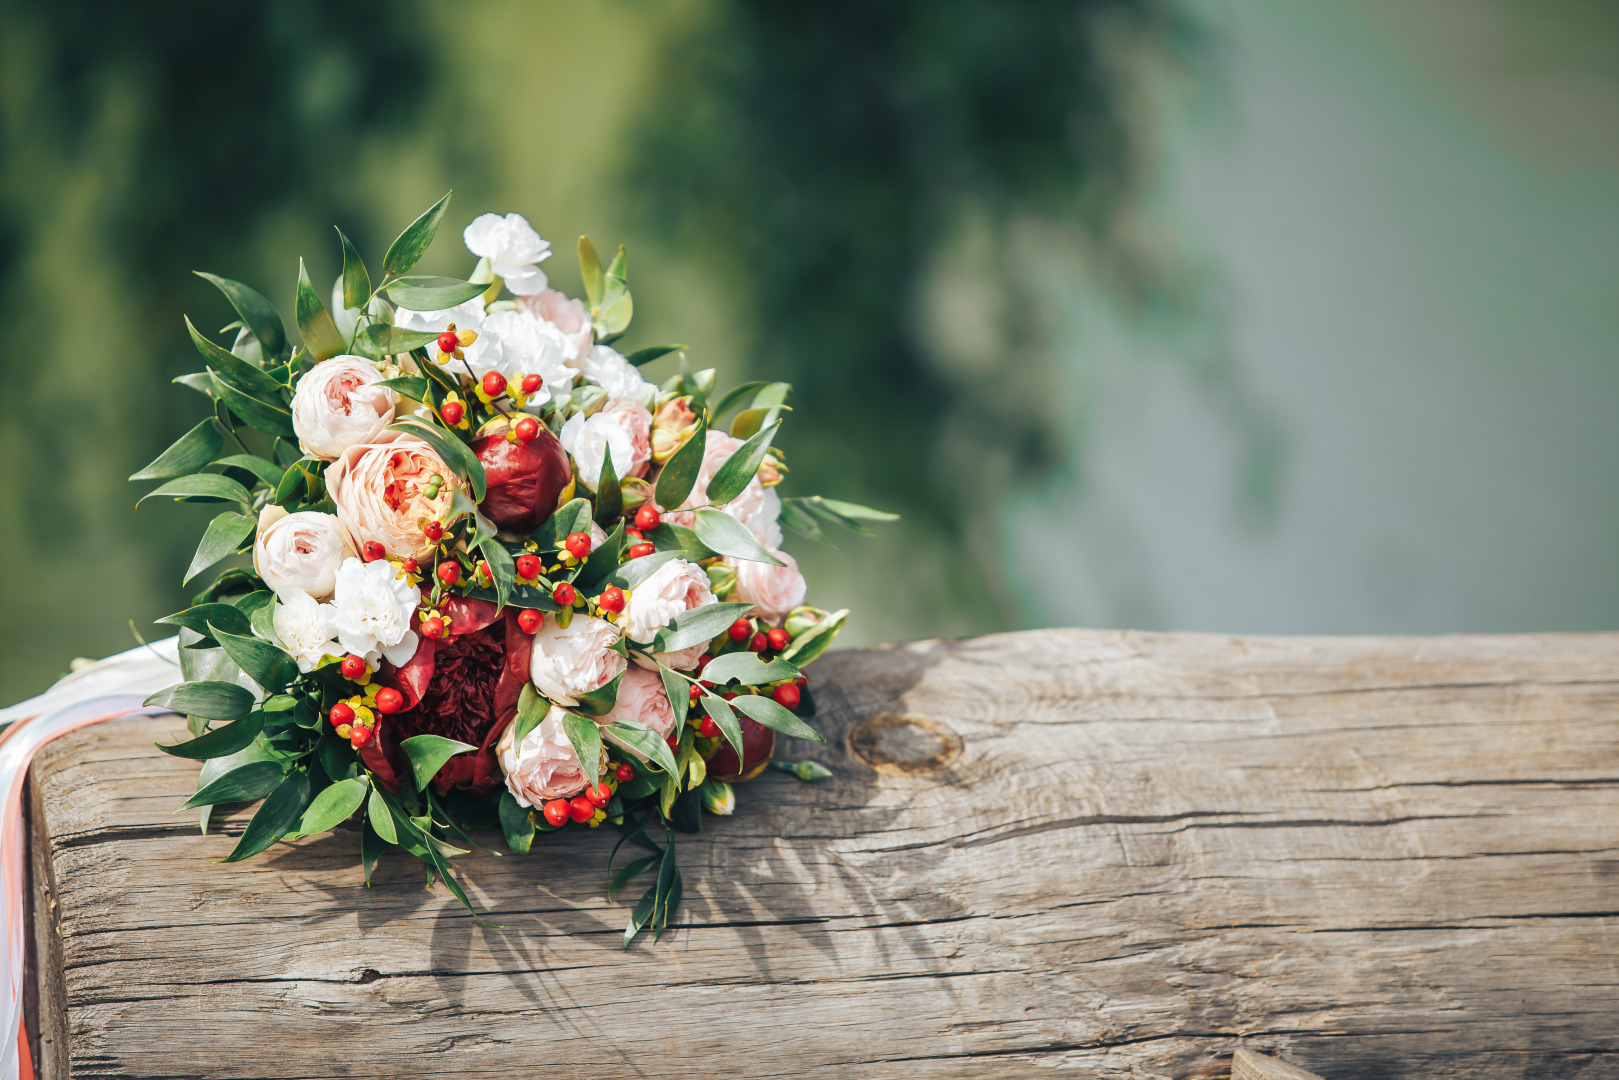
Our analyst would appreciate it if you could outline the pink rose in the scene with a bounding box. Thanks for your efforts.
[291,355,397,460]
[602,666,676,763]
[326,430,458,560]
[732,548,807,625]
[497,705,603,807]
[660,430,782,547]
[519,288,593,361]
[528,615,628,707]
[621,558,717,671]
[253,507,355,601]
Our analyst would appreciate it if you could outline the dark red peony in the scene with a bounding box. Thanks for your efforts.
[706,717,775,782]
[472,424,570,532]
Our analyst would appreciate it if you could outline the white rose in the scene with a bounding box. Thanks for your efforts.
[576,345,655,407]
[394,296,504,376]
[273,590,340,673]
[329,557,420,667]
[528,615,627,707]
[732,549,807,625]
[290,355,397,460]
[463,212,551,295]
[253,506,355,601]
[481,308,575,408]
[560,399,651,491]
[622,558,716,671]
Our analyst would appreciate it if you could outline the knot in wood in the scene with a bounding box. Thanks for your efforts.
[846,713,961,775]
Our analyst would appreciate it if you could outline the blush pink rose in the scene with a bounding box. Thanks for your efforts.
[497,705,602,807]
[253,506,355,601]
[602,666,676,763]
[732,548,807,625]
[621,557,717,671]
[660,430,782,547]
[326,430,458,560]
[519,288,593,361]
[291,355,397,460]
[599,398,652,478]
[528,614,628,707]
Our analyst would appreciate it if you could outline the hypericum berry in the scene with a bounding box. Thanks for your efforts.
[695,654,713,672]
[424,520,444,542]
[330,701,355,727]
[401,558,419,574]
[666,732,679,748]
[476,559,492,582]
[521,373,543,394]
[517,609,544,634]
[773,683,801,711]
[564,532,592,559]
[628,542,656,559]
[515,553,541,579]
[698,717,720,737]
[720,691,739,700]
[340,654,367,680]
[514,416,540,442]
[585,783,612,809]
[350,725,375,749]
[440,400,465,426]
[625,527,644,542]
[482,370,507,398]
[375,687,404,714]
[597,585,625,614]
[699,681,715,691]
[552,582,577,607]
[795,676,808,688]
[437,562,460,586]
[568,795,596,823]
[421,615,446,640]
[767,627,791,652]
[543,800,570,827]
[633,505,661,531]
[748,632,769,654]
[615,763,635,782]
[362,540,387,562]
[728,617,752,642]
[437,331,459,355]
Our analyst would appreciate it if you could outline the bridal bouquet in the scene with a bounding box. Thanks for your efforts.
[132,194,892,939]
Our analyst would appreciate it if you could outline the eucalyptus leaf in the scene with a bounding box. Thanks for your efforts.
[656,662,690,736]
[224,770,312,862]
[653,416,707,512]
[398,734,478,792]
[700,652,799,687]
[295,258,346,361]
[195,272,287,359]
[705,421,779,507]
[382,191,452,281]
[477,536,516,609]
[130,418,224,480]
[184,511,255,586]
[296,776,368,836]
[652,602,753,655]
[139,471,252,510]
[145,679,255,721]
[179,759,283,811]
[604,719,680,778]
[730,694,824,742]
[692,510,784,566]
[604,549,679,591]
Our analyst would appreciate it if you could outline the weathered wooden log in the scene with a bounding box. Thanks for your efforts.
[25,629,1619,1078]
[1233,1049,1325,1080]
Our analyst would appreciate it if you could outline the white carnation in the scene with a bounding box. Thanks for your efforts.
[329,557,420,667]
[528,615,627,707]
[560,409,635,492]
[463,212,551,296]
[273,590,340,673]
[577,345,655,407]
[481,308,575,409]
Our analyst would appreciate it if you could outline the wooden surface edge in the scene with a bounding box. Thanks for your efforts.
[26,769,67,1080]
[1233,1048,1325,1080]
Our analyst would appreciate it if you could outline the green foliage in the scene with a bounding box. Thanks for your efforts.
[705,421,778,506]
[651,601,752,655]
[380,276,487,310]
[730,694,823,742]
[155,710,264,760]
[224,770,311,862]
[398,735,478,791]
[295,777,369,837]
[382,191,452,281]
[561,712,603,784]
[700,652,797,686]
[770,759,834,782]
[130,419,223,481]
[781,608,848,665]
[180,759,284,810]
[145,679,254,721]
[195,273,287,360]
[692,509,783,565]
[295,258,346,361]
[184,511,254,586]
[336,228,372,311]
[386,418,487,501]
[653,416,706,510]
[139,473,252,510]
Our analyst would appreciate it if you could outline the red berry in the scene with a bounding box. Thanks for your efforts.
[564,532,592,559]
[767,627,791,652]
[698,717,720,737]
[421,615,446,640]
[362,540,386,562]
[437,562,460,586]
[440,400,465,426]
[597,585,625,613]
[624,527,644,542]
[482,370,507,398]
[476,559,492,582]
[514,416,540,442]
[543,800,570,827]
[700,681,715,691]
[696,654,712,672]
[615,763,635,782]
[436,331,459,354]
[340,654,366,680]
[329,701,355,726]
[568,795,596,823]
[720,691,738,701]
[515,553,541,579]
[634,505,661,531]
[795,676,808,688]
[401,558,419,574]
[689,685,702,702]
[517,609,544,634]
[424,520,444,542]
[666,732,679,748]
[552,582,577,607]
[375,687,403,714]
[748,632,768,653]
[773,683,801,711]
[628,542,656,559]
[585,783,612,809]
[728,618,752,642]
[521,373,543,394]
[350,725,374,749]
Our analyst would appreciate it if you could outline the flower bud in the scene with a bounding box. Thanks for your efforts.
[705,563,737,598]
[692,368,717,396]
[650,396,700,464]
[784,605,826,641]
[570,383,607,418]
[700,779,735,816]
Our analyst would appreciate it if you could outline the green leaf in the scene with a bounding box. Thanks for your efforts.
[624,881,657,949]
[652,602,753,655]
[622,345,684,368]
[781,609,848,666]
[771,759,834,782]
[707,380,769,422]
[139,472,252,510]
[533,497,592,551]
[398,734,478,792]
[653,416,707,512]
[604,720,681,779]
[173,372,215,398]
[381,276,488,310]
[294,776,368,837]
[361,818,387,885]
[656,662,690,737]
[295,258,346,361]
[593,450,622,524]
[731,694,824,742]
[607,853,658,900]
[814,498,899,523]
[336,227,371,311]
[273,462,305,504]
[645,523,715,563]
[156,709,264,760]
[571,668,625,720]
[574,522,624,593]
[596,245,633,337]
[184,315,285,399]
[195,273,287,359]
[700,652,798,687]
[653,833,680,935]
[578,236,605,308]
[224,770,312,862]
[184,511,255,586]
[705,421,779,507]
[700,694,746,764]
[366,785,397,844]
[604,549,679,591]
[145,679,255,721]
[376,376,429,401]
[478,536,516,610]
[130,419,224,481]
[499,790,535,854]
[210,626,295,693]
[356,324,440,355]
[693,510,784,566]
[513,683,550,744]
[209,371,297,439]
[382,191,452,281]
[779,498,830,545]
[179,759,284,810]
[386,419,487,502]
[156,603,252,638]
[212,454,284,488]
[561,712,603,784]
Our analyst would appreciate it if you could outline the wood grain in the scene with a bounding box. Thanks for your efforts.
[27,629,1619,1079]
[1233,1049,1325,1080]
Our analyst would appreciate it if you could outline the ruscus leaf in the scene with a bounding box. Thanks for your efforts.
[398,734,478,792]
[130,418,223,480]
[382,192,452,281]
[295,258,347,361]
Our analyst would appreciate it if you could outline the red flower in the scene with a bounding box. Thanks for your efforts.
[471,424,570,532]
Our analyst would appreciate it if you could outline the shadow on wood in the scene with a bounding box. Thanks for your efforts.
[1234,1048,1325,1080]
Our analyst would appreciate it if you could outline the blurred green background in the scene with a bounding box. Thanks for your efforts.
[1,0,1616,704]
